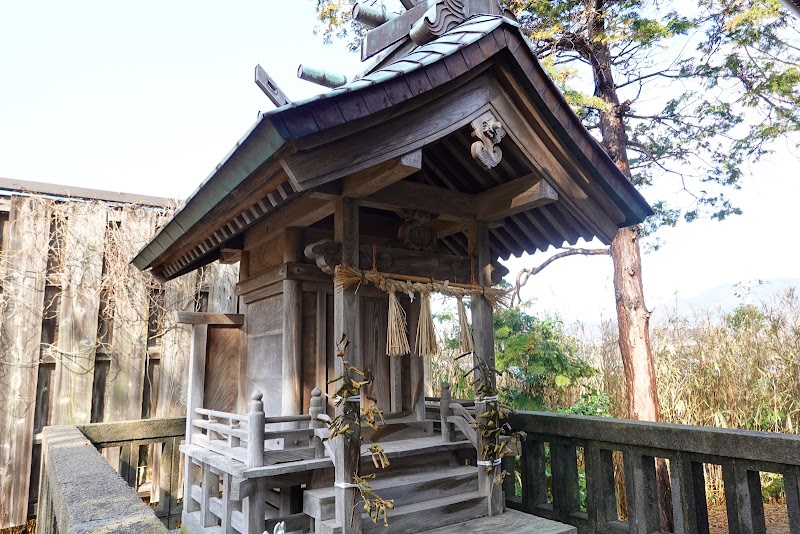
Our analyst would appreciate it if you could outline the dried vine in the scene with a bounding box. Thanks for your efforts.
[458,353,520,486]
[323,335,395,526]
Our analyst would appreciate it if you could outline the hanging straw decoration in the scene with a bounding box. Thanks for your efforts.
[333,264,510,309]
[456,295,474,353]
[386,290,410,356]
[415,290,438,357]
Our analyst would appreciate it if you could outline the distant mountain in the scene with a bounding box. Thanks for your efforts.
[653,277,800,318]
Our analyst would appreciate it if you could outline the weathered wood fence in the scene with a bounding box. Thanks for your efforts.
[506,411,800,534]
[0,180,238,529]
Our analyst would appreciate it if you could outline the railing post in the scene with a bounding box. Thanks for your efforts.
[245,391,266,534]
[551,444,581,521]
[624,450,661,534]
[723,460,767,534]
[784,466,800,534]
[440,382,454,442]
[248,391,265,468]
[521,438,548,513]
[309,387,325,459]
[585,447,618,529]
[229,421,240,449]
[669,452,710,534]
[501,441,516,501]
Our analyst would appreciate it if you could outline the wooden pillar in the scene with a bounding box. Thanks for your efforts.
[282,227,303,416]
[469,222,502,516]
[315,292,328,409]
[185,323,209,446]
[440,382,454,442]
[333,198,362,534]
[183,321,207,519]
[468,222,495,391]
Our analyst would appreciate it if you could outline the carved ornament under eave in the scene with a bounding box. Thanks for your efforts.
[470,110,506,170]
[396,210,438,252]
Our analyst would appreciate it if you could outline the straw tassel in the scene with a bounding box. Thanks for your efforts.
[456,295,474,353]
[415,291,438,357]
[386,290,410,356]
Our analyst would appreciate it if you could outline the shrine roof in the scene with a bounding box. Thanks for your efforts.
[133,14,652,281]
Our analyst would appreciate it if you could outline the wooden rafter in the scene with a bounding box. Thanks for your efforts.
[361,174,558,223]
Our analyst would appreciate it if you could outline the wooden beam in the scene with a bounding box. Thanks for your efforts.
[342,150,422,199]
[362,181,475,222]
[363,175,558,223]
[175,312,245,326]
[476,173,558,220]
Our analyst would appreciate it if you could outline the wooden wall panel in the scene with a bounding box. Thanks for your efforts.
[361,297,390,412]
[204,327,241,414]
[52,203,106,425]
[0,197,50,528]
[244,294,283,416]
[207,263,239,314]
[104,208,157,422]
[155,276,195,419]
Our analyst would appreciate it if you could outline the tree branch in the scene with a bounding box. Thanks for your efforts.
[512,247,610,307]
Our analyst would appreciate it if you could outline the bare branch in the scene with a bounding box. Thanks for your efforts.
[512,248,610,307]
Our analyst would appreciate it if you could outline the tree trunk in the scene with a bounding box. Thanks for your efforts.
[586,1,673,528]
[610,227,658,421]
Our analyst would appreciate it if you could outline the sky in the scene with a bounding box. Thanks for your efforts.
[1,0,798,324]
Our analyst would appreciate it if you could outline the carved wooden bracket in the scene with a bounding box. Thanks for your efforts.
[410,0,467,45]
[396,210,438,252]
[470,111,506,170]
[304,239,509,285]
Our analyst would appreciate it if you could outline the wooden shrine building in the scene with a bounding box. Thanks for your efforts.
[132,2,652,533]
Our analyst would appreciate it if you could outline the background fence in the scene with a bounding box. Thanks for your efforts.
[0,179,238,529]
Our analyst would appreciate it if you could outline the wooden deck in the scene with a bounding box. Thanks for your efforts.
[418,509,576,534]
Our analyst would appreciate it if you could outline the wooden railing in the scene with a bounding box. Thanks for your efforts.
[505,411,800,534]
[76,417,185,529]
[182,388,328,534]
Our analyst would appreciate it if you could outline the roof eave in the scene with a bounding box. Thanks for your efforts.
[131,117,288,272]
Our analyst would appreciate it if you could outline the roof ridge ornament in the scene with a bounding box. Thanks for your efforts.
[470,111,506,170]
[410,0,467,45]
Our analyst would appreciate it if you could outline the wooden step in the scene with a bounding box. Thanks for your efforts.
[360,419,434,443]
[418,509,577,534]
[304,465,479,521]
[317,491,488,534]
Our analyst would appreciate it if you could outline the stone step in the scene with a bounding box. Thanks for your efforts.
[304,465,479,521]
[317,491,488,534]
